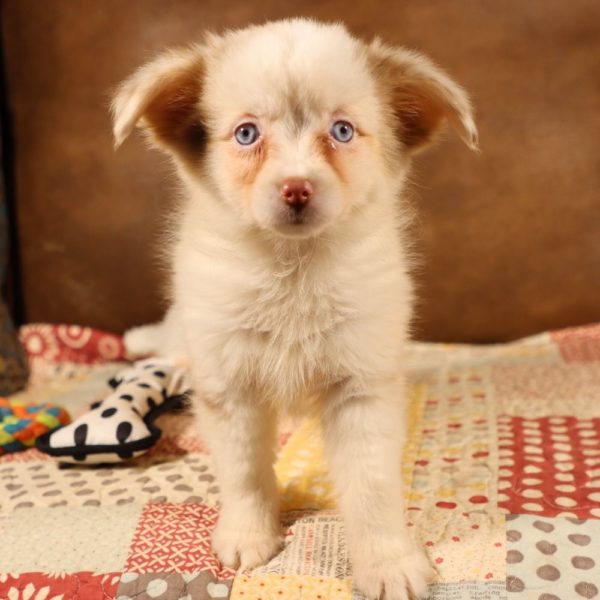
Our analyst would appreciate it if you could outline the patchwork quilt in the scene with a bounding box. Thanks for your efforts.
[1,322,600,600]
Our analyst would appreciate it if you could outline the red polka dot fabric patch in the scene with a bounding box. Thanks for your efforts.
[498,416,600,518]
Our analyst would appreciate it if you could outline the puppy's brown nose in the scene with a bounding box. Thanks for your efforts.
[280,179,313,211]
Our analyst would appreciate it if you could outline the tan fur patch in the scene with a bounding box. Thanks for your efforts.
[236,139,270,192]
[315,133,347,184]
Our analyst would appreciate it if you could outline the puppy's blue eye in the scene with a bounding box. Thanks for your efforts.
[234,123,259,145]
[330,120,354,143]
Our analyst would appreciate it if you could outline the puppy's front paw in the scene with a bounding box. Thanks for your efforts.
[212,514,282,570]
[353,544,434,600]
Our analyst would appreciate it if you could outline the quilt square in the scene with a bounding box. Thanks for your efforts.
[0,572,121,600]
[0,453,220,512]
[252,510,351,579]
[230,574,353,600]
[124,502,234,578]
[497,416,600,518]
[493,363,600,419]
[116,571,233,600]
[400,370,506,583]
[0,504,142,572]
[404,368,498,512]
[426,581,507,599]
[505,514,600,598]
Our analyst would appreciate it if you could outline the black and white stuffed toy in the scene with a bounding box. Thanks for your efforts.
[36,358,191,464]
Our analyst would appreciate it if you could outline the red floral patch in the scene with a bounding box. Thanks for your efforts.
[0,572,121,600]
[20,324,125,364]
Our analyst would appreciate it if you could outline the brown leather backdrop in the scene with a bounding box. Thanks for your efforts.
[2,1,599,343]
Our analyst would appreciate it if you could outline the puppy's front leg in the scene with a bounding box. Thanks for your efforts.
[197,394,281,570]
[322,379,434,600]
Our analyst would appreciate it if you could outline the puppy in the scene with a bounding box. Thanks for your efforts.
[113,19,477,600]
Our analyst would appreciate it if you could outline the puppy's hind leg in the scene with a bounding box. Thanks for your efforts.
[123,323,166,358]
[123,306,183,359]
[197,393,281,570]
[321,378,434,600]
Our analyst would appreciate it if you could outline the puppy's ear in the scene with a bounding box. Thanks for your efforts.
[368,40,478,154]
[111,46,207,157]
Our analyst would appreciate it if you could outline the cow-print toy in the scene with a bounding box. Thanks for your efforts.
[36,358,190,464]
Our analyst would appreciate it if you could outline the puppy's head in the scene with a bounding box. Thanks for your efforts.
[112,20,477,239]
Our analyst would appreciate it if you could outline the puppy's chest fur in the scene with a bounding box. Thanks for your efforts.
[225,255,354,404]
[178,236,369,406]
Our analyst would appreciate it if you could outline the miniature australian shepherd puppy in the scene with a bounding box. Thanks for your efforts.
[112,18,477,600]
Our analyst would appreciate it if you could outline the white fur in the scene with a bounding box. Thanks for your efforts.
[113,18,476,599]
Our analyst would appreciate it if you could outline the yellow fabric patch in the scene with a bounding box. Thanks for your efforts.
[275,417,336,511]
[230,574,353,600]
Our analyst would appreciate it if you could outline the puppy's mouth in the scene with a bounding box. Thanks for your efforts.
[267,205,324,238]
[287,208,309,226]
